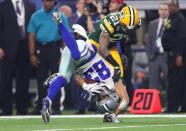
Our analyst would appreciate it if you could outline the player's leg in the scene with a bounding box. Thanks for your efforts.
[57,22,81,61]
[41,47,74,123]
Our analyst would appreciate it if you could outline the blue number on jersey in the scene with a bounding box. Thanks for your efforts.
[84,60,111,82]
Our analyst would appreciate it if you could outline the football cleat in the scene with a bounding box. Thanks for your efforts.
[41,97,52,123]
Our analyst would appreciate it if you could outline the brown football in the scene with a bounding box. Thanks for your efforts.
[84,78,97,84]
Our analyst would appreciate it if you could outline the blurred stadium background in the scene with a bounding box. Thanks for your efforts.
[1,0,186,130]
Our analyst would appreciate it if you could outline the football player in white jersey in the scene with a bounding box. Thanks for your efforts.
[41,11,129,123]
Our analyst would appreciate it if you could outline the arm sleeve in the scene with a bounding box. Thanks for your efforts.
[58,23,80,61]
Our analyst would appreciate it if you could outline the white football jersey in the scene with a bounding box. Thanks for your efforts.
[59,38,115,90]
[77,53,115,91]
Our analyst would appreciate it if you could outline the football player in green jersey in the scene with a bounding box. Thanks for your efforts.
[89,6,141,79]
[88,6,141,122]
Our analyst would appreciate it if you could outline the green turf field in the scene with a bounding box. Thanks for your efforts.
[0,115,186,131]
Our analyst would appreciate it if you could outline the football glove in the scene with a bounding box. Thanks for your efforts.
[103,113,120,123]
[52,11,62,24]
[112,66,121,83]
[81,90,93,102]
[121,54,128,69]
[82,83,104,96]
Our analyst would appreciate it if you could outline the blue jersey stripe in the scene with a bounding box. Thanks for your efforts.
[76,51,96,69]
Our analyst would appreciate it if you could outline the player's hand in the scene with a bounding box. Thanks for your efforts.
[0,48,5,60]
[121,54,128,69]
[30,55,40,67]
[83,83,103,96]
[112,67,121,83]
[81,90,93,102]
[103,113,120,123]
[52,11,62,24]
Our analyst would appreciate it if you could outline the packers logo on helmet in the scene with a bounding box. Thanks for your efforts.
[119,6,141,30]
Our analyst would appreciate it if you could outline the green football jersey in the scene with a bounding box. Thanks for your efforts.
[89,13,127,47]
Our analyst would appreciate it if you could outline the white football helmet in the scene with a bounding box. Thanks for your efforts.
[72,24,88,39]
[72,24,95,52]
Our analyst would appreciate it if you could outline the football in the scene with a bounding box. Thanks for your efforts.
[84,78,97,84]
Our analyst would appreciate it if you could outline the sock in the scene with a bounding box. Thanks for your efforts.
[47,76,67,101]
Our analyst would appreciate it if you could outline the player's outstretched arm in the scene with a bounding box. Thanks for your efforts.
[99,31,120,82]
[114,79,129,115]
[103,80,129,123]
[58,23,81,61]
[74,74,103,95]
[53,11,81,61]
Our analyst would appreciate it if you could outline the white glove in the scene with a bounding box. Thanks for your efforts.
[52,11,62,24]
[72,24,88,39]
[103,113,120,123]
[82,83,103,95]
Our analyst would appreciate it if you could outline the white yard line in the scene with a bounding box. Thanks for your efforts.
[1,114,186,119]
[32,124,186,131]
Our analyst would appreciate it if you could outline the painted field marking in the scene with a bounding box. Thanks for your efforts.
[32,123,186,131]
[0,114,186,120]
[1,114,186,119]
